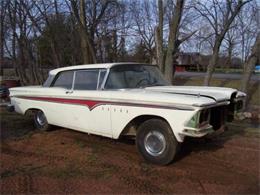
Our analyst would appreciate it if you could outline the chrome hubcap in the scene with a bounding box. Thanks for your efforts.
[144,131,166,156]
[36,111,47,126]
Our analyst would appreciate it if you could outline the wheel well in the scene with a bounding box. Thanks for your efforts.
[24,108,40,116]
[119,115,169,138]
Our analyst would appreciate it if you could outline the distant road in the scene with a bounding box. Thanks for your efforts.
[175,72,260,81]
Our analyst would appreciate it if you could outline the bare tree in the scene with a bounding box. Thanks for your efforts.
[0,0,8,76]
[129,0,156,63]
[7,0,30,84]
[241,33,259,105]
[164,0,185,82]
[68,0,119,64]
[237,1,259,66]
[222,28,239,69]
[94,1,129,62]
[194,0,251,86]
[155,0,197,82]
[1,0,258,89]
[70,0,96,64]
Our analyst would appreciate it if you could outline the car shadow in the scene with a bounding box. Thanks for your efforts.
[0,107,35,141]
[174,122,257,162]
[174,137,221,162]
[100,121,257,164]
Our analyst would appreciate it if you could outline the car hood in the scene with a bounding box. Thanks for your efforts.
[145,86,240,102]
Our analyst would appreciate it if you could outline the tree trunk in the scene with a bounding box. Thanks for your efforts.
[155,0,164,72]
[50,42,60,67]
[78,0,96,64]
[0,19,4,76]
[0,0,5,76]
[17,37,30,85]
[241,34,260,105]
[226,41,233,69]
[204,40,221,86]
[164,0,184,83]
[79,0,88,63]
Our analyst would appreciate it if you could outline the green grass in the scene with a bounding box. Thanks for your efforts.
[48,162,85,179]
[74,139,87,148]
[214,68,243,73]
[87,153,98,164]
[1,165,46,179]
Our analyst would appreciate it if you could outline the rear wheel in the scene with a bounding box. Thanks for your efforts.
[136,119,179,165]
[34,110,51,131]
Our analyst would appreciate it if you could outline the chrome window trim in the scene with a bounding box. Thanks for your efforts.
[71,71,76,91]
[98,69,107,90]
[97,70,101,90]
[100,68,110,90]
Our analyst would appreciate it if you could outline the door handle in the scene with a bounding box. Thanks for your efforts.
[66,90,73,94]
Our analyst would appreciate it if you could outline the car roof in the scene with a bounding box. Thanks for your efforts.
[49,62,150,75]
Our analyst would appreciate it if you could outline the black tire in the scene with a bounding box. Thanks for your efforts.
[136,119,179,165]
[34,110,51,131]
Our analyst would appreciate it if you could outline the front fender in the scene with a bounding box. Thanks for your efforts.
[110,105,197,142]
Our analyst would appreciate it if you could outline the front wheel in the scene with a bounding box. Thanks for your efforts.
[34,110,51,131]
[136,119,179,165]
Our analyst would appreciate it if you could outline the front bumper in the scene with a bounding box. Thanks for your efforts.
[181,124,214,137]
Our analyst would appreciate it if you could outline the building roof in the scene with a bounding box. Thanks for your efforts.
[49,62,143,75]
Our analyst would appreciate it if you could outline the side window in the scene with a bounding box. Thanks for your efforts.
[74,70,105,90]
[52,71,74,89]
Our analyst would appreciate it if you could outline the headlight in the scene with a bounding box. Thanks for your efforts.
[186,109,210,128]
[186,112,200,128]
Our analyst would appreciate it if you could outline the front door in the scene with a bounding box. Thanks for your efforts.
[68,69,112,137]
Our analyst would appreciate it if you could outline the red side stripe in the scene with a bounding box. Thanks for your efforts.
[20,96,106,110]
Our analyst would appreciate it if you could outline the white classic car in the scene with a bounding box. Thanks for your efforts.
[8,63,246,165]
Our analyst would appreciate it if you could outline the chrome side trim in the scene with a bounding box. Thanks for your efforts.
[192,101,230,108]
[14,95,195,111]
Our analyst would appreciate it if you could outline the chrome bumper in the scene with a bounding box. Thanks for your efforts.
[181,125,214,137]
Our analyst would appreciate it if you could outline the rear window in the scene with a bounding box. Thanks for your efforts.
[74,69,106,90]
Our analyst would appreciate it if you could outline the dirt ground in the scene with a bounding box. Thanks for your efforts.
[1,107,259,194]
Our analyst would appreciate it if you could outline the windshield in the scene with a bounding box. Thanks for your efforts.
[105,64,169,89]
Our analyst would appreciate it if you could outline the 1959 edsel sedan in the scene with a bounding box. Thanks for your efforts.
[8,63,246,165]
